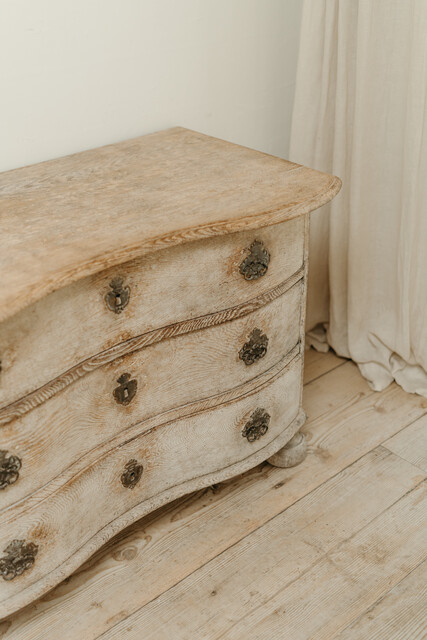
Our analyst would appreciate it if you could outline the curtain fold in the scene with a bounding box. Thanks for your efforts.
[290,0,427,397]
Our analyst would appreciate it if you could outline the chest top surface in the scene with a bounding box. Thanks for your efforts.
[0,127,341,322]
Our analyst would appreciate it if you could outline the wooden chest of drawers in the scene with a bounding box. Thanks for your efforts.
[0,127,340,618]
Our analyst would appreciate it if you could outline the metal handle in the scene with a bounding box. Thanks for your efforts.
[113,373,138,405]
[242,408,270,442]
[239,240,270,280]
[121,459,143,489]
[239,328,269,365]
[105,277,130,314]
[0,450,21,490]
[0,540,38,581]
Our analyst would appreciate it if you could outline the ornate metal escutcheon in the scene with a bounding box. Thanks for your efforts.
[239,240,270,280]
[105,277,130,314]
[0,450,21,490]
[113,373,138,405]
[242,408,271,442]
[121,459,143,489]
[239,328,269,365]
[0,540,38,581]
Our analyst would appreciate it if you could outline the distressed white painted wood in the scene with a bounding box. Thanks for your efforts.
[0,219,305,410]
[2,350,426,639]
[0,128,341,618]
[0,358,302,618]
[0,128,341,323]
[0,284,302,509]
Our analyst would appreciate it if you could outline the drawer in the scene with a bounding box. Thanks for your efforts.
[0,355,302,615]
[0,281,302,509]
[0,217,305,410]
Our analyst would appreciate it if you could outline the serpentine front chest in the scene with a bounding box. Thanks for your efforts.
[0,127,341,617]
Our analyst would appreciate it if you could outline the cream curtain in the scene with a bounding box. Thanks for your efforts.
[290,0,427,397]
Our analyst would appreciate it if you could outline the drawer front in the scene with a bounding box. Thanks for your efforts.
[0,217,305,409]
[0,281,302,509]
[0,356,302,612]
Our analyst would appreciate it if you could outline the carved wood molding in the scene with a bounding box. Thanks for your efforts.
[1,348,301,524]
[0,269,304,426]
[0,404,305,619]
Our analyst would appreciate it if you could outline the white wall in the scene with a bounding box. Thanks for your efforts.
[0,0,302,172]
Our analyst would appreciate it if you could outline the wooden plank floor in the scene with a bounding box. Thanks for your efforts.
[2,348,426,639]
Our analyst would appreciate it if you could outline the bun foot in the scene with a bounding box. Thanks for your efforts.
[268,431,307,468]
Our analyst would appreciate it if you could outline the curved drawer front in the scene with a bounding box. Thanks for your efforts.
[0,217,304,409]
[0,281,302,508]
[0,355,302,615]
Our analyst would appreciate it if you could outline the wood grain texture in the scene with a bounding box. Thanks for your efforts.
[0,130,344,624]
[337,560,427,640]
[3,352,426,640]
[223,482,426,640]
[1,345,300,525]
[0,357,302,619]
[0,127,341,323]
[303,346,346,384]
[0,267,303,424]
[0,218,304,410]
[383,413,427,472]
[96,451,425,640]
[0,284,302,509]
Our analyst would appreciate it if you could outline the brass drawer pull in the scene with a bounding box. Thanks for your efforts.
[113,373,137,405]
[242,408,270,442]
[239,240,270,280]
[0,450,21,490]
[121,459,143,489]
[239,328,268,365]
[0,540,38,581]
[105,277,130,314]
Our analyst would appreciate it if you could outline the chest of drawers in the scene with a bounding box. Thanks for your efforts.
[0,127,340,617]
